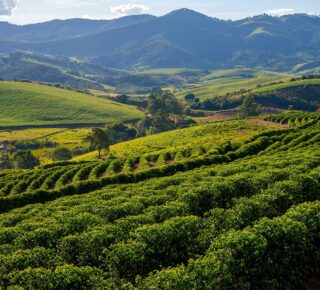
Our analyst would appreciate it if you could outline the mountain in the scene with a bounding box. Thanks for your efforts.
[0,9,319,71]
[0,15,155,42]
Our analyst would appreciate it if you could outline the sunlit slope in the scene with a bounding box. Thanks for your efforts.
[0,81,143,126]
[175,69,292,100]
[74,119,284,161]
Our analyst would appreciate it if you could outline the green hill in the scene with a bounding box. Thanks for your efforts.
[0,113,319,288]
[250,79,320,111]
[74,118,282,161]
[0,81,143,127]
[175,69,292,100]
[190,77,320,112]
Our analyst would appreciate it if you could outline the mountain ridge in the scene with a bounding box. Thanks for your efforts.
[0,9,320,71]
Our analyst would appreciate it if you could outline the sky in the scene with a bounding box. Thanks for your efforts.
[0,0,319,25]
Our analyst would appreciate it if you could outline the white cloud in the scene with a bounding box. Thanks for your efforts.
[0,0,18,16]
[266,8,295,17]
[110,3,149,16]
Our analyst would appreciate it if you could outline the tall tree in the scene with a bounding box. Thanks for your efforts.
[85,128,111,158]
[150,109,175,134]
[237,95,262,119]
[147,91,182,116]
[12,151,40,169]
[0,152,12,169]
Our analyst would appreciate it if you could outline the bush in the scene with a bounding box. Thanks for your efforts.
[52,147,72,161]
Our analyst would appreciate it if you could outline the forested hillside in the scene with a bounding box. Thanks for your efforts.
[0,9,320,70]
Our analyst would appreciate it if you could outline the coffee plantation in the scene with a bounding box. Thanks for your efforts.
[0,113,319,289]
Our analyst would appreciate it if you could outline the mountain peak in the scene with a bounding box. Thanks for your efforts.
[165,8,207,18]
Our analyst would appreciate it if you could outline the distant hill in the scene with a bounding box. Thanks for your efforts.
[0,51,129,91]
[0,52,213,93]
[0,15,155,42]
[0,81,143,127]
[184,77,320,111]
[0,9,319,71]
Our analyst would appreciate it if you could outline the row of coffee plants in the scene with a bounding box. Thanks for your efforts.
[0,137,318,288]
[0,119,318,212]
[265,111,320,125]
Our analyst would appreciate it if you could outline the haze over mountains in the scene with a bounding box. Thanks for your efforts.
[0,8,320,71]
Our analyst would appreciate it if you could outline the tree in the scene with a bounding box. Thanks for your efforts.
[52,147,72,161]
[147,91,182,116]
[184,93,195,102]
[237,95,262,119]
[150,110,175,134]
[135,117,152,137]
[0,152,12,169]
[12,151,40,169]
[85,128,111,158]
[106,123,137,143]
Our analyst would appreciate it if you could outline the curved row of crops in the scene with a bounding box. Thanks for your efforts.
[0,117,319,288]
[1,119,319,213]
[265,111,320,126]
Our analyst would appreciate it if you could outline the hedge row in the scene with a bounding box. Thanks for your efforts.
[0,126,311,213]
[139,201,320,289]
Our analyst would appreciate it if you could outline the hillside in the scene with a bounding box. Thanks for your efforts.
[0,15,155,42]
[188,77,320,111]
[175,68,292,100]
[0,113,319,288]
[1,10,320,71]
[0,81,143,127]
[74,118,283,161]
[251,79,320,111]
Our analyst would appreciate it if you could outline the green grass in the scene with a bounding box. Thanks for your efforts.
[198,68,284,81]
[251,79,320,94]
[0,81,143,127]
[175,72,292,100]
[248,27,273,38]
[137,68,203,76]
[0,127,91,163]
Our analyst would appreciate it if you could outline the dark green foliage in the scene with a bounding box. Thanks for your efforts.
[0,117,319,289]
[12,151,40,169]
[85,127,111,158]
[237,95,262,119]
[147,91,183,116]
[0,152,12,170]
[52,147,72,161]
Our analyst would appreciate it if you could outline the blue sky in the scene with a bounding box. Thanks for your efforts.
[0,0,319,24]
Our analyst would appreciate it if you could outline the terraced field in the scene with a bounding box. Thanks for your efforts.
[0,113,319,288]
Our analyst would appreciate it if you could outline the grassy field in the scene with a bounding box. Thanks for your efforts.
[0,127,91,163]
[137,68,203,76]
[175,72,292,100]
[251,78,320,94]
[74,118,284,161]
[0,81,143,126]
